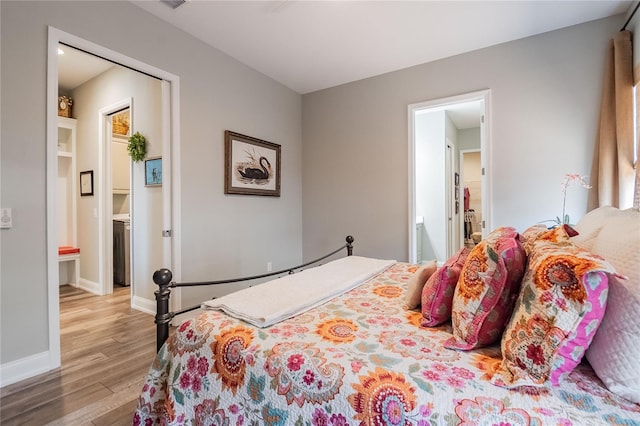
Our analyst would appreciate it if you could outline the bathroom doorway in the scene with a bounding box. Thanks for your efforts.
[460,149,482,249]
[408,90,491,264]
[110,106,132,290]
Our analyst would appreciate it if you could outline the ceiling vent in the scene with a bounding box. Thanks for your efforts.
[161,0,187,9]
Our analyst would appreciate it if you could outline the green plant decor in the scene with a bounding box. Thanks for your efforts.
[127,132,147,162]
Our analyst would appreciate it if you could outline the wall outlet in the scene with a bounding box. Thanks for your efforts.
[267,262,272,272]
[0,208,12,229]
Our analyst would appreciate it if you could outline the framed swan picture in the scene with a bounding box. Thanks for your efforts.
[224,130,281,196]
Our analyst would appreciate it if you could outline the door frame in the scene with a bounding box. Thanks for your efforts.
[46,26,182,369]
[407,89,492,264]
[99,99,132,297]
[445,138,455,258]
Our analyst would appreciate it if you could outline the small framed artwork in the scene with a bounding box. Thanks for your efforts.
[224,130,281,196]
[80,170,94,196]
[145,157,162,186]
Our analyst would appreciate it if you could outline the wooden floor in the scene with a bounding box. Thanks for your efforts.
[0,285,157,425]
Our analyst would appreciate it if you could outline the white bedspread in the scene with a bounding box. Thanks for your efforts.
[201,256,395,327]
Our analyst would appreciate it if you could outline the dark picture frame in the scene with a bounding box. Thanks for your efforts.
[224,130,281,196]
[145,157,162,186]
[79,170,94,196]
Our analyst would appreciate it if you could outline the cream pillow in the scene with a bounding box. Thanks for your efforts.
[571,205,621,251]
[404,260,437,310]
[586,207,640,404]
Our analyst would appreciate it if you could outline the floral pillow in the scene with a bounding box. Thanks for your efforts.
[520,224,576,255]
[491,225,617,388]
[445,227,526,350]
[420,248,470,326]
[404,260,437,310]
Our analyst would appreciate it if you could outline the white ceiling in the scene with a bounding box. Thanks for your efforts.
[130,0,632,94]
[58,45,114,92]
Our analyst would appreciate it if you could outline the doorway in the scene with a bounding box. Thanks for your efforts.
[107,104,133,292]
[408,90,491,264]
[460,149,482,249]
[46,27,181,370]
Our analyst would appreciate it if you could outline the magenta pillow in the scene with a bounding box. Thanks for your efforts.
[445,227,526,350]
[420,247,470,327]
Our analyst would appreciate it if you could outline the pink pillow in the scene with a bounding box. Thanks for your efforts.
[421,247,470,327]
[404,260,438,310]
[445,227,526,350]
[492,226,617,388]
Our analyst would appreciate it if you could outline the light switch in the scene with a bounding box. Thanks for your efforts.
[1,208,12,229]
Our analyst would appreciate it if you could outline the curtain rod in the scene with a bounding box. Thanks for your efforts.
[621,1,640,31]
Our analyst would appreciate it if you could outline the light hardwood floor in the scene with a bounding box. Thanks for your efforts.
[0,285,158,425]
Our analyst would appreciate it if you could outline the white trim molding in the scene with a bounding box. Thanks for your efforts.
[0,351,51,388]
[76,278,101,295]
[132,296,156,316]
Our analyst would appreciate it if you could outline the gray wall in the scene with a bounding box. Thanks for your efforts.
[302,15,621,262]
[1,1,302,366]
[458,128,481,151]
[416,111,446,262]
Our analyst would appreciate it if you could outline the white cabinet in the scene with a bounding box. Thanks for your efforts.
[58,117,79,286]
[57,117,77,247]
[112,137,130,194]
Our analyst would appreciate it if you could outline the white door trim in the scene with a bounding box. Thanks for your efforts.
[162,79,182,312]
[407,89,492,264]
[46,26,182,372]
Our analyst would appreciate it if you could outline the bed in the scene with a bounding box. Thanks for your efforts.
[135,212,640,425]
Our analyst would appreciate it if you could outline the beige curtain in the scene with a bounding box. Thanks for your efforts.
[588,31,636,210]
[636,97,640,209]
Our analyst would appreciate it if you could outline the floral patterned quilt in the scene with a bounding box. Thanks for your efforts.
[135,263,640,425]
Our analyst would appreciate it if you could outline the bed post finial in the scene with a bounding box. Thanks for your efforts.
[154,268,173,353]
[346,235,354,256]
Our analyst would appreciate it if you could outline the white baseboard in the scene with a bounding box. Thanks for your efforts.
[77,277,101,295]
[132,295,155,315]
[0,351,51,388]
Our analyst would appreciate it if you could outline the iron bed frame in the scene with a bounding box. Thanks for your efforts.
[153,235,354,352]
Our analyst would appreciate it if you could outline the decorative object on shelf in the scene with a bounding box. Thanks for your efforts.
[79,170,94,196]
[112,109,130,136]
[543,173,591,227]
[58,96,73,118]
[224,130,281,197]
[145,157,162,187]
[127,132,147,162]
